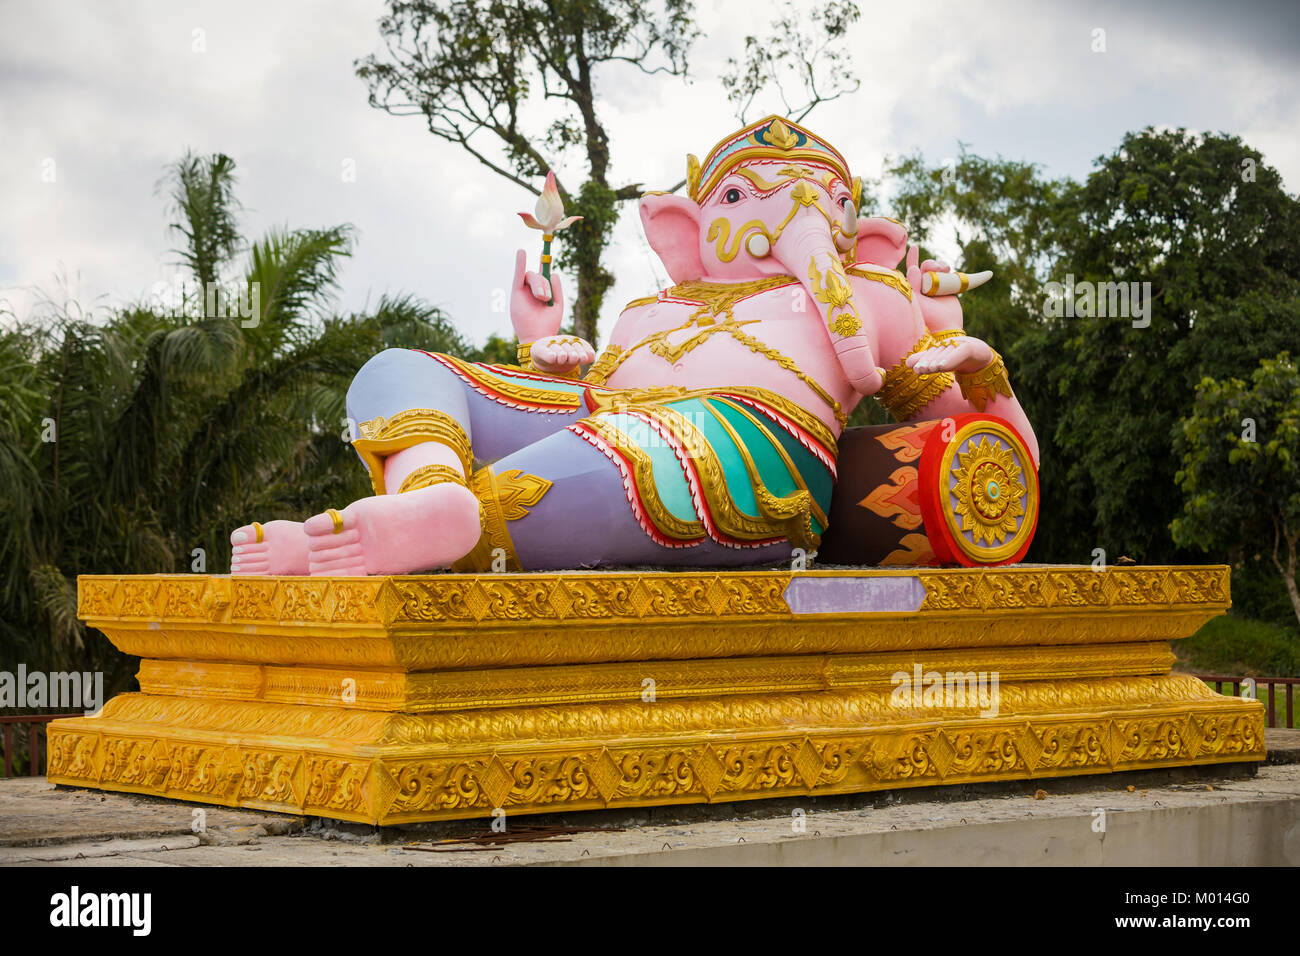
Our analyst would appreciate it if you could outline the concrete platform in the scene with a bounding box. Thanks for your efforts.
[4,732,1298,866]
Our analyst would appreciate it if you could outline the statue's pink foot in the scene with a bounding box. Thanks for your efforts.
[230,520,311,575]
[302,484,482,576]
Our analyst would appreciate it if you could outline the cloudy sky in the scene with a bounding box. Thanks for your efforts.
[2,0,1297,345]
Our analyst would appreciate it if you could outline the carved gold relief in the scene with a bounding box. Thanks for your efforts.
[875,329,957,420]
[135,641,1179,712]
[78,566,1230,628]
[949,434,1027,546]
[352,408,473,495]
[56,565,1254,824]
[48,688,1263,823]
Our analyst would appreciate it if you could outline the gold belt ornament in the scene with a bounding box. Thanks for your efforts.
[582,383,837,459]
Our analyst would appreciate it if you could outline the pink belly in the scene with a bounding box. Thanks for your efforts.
[604,332,854,432]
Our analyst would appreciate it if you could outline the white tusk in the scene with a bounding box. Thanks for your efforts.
[746,233,771,258]
[920,269,993,297]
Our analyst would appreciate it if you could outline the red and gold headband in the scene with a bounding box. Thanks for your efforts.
[688,115,856,204]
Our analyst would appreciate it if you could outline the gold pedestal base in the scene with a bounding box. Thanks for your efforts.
[48,567,1264,824]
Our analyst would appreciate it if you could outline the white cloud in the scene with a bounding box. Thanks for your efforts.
[1,0,1296,344]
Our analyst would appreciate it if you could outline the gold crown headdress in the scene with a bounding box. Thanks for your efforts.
[687,115,859,205]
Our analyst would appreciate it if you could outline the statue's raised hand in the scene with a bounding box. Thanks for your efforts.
[530,334,596,374]
[510,249,564,343]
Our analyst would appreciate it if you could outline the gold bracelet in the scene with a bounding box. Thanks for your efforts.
[397,463,467,494]
[875,330,955,420]
[955,350,1014,411]
[583,345,623,385]
[352,410,473,496]
[516,341,534,369]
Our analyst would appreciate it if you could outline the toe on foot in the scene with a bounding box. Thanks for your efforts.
[304,510,348,537]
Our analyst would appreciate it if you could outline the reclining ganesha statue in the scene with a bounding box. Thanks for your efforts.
[230,116,1040,576]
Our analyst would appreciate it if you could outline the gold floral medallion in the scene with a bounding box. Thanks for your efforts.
[952,436,1026,545]
[939,420,1038,563]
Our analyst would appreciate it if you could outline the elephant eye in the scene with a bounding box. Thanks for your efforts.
[723,188,743,204]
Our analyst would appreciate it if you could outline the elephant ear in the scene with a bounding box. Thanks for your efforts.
[854,217,909,270]
[640,194,705,283]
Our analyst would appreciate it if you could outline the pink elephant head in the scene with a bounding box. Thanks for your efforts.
[638,116,906,395]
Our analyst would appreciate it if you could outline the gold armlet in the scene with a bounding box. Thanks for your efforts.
[955,350,1014,412]
[450,466,553,573]
[583,345,623,385]
[875,330,954,421]
[353,409,473,495]
[846,265,912,302]
[397,464,467,494]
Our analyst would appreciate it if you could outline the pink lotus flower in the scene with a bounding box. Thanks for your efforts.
[517,171,582,233]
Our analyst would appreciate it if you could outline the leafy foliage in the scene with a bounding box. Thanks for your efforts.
[356,0,699,343]
[158,151,243,290]
[0,154,472,696]
[883,129,1300,618]
[1173,354,1300,625]
[721,0,861,122]
[1177,614,1299,681]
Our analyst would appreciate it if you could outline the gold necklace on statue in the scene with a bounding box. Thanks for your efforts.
[593,274,846,427]
[664,275,798,324]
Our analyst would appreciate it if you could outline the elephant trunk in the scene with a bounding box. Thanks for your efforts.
[774,214,883,396]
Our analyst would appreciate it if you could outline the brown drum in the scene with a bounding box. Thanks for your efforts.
[820,414,1039,567]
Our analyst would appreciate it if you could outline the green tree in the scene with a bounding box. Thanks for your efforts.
[884,129,1300,570]
[159,150,243,291]
[0,153,472,695]
[1173,354,1300,627]
[1044,130,1300,564]
[884,147,1085,553]
[721,0,860,123]
[356,0,860,344]
[356,0,697,345]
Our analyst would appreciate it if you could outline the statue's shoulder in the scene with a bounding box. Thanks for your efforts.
[846,262,914,303]
[619,293,661,314]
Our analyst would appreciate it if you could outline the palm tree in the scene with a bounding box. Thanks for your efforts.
[0,151,478,700]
